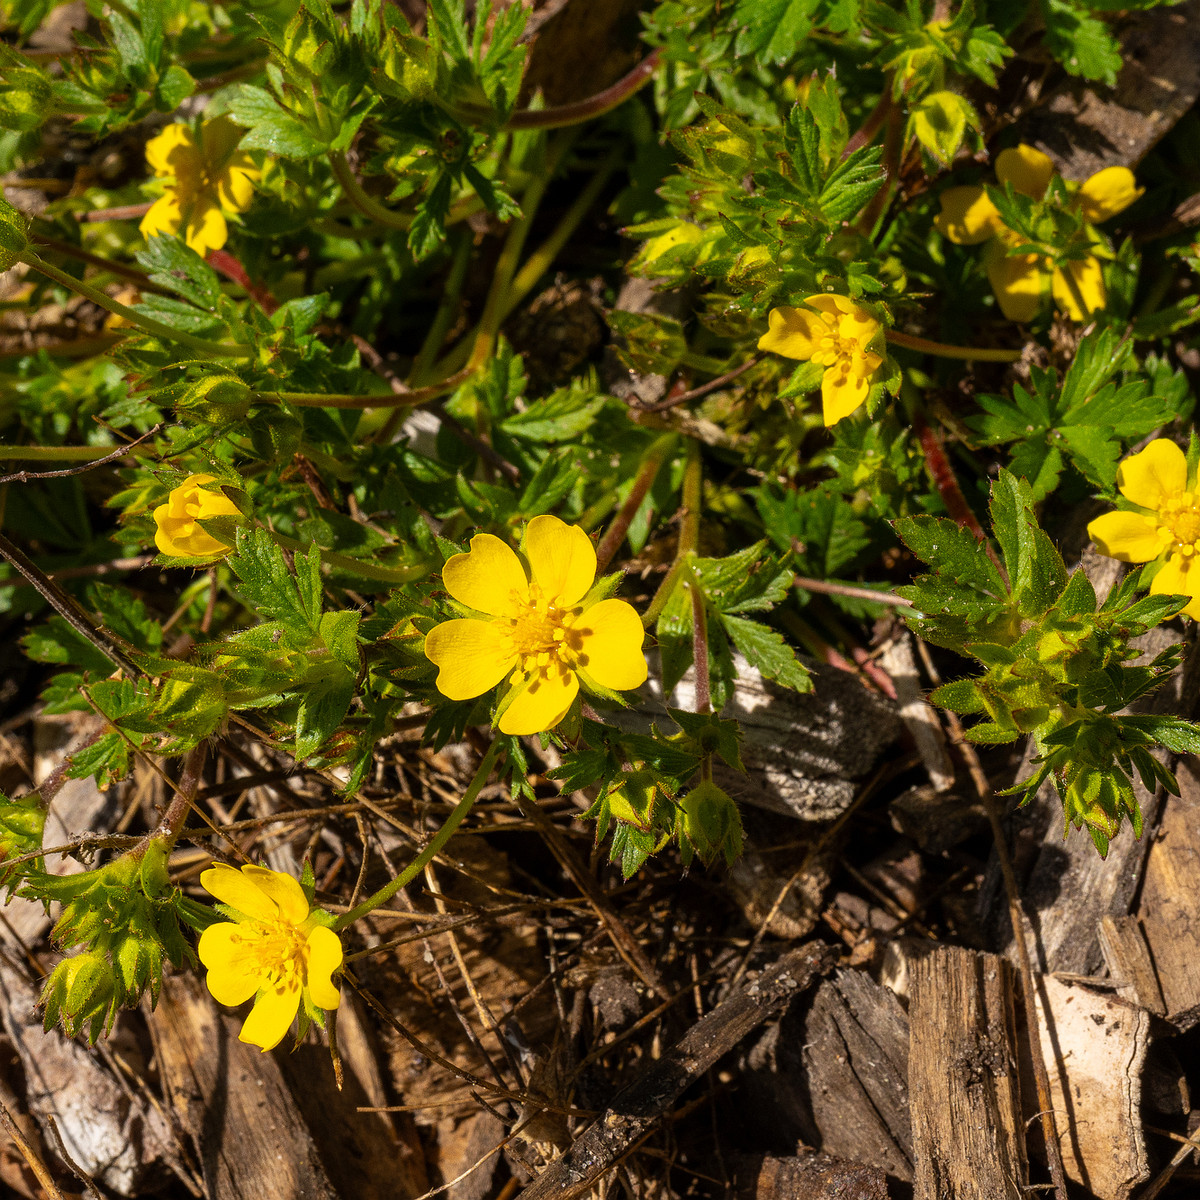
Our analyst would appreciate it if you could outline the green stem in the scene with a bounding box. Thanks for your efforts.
[332,739,504,929]
[641,442,703,628]
[885,329,1022,362]
[249,369,472,411]
[0,444,118,461]
[20,252,253,358]
[329,152,411,231]
[269,531,430,585]
[498,148,621,325]
[410,230,474,387]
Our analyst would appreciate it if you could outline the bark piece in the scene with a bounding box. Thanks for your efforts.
[149,973,340,1200]
[1026,976,1150,1200]
[742,968,912,1181]
[1027,0,1200,180]
[518,942,836,1200]
[0,963,174,1197]
[909,946,1026,1200]
[731,1153,889,1200]
[1136,757,1200,1030]
[1098,915,1166,1016]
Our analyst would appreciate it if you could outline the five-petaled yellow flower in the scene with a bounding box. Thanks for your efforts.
[424,515,648,736]
[757,294,883,425]
[1088,439,1200,620]
[140,116,260,256]
[198,863,342,1052]
[935,144,1142,323]
[153,474,241,559]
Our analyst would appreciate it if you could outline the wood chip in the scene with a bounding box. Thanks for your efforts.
[1098,915,1166,1016]
[1137,757,1200,1030]
[909,946,1026,1200]
[149,973,340,1200]
[732,1152,888,1200]
[1026,976,1150,1200]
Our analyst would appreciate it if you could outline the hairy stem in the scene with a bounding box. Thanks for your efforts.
[594,433,677,574]
[886,330,1022,362]
[20,252,253,358]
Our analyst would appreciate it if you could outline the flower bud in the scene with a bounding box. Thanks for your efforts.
[153,474,243,559]
[676,779,744,868]
[0,197,29,273]
[40,951,117,1041]
[178,375,252,423]
[0,60,51,133]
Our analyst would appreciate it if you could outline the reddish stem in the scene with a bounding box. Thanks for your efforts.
[207,249,278,314]
[913,412,1009,586]
[505,50,661,130]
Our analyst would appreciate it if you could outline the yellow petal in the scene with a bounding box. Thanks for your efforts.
[1116,439,1187,511]
[184,202,228,256]
[218,159,259,213]
[524,515,596,607]
[1150,553,1200,619]
[757,305,826,361]
[1078,167,1142,223]
[575,599,648,691]
[995,144,1054,199]
[1051,257,1105,321]
[984,240,1047,323]
[240,865,309,925]
[144,123,196,178]
[498,664,579,735]
[139,192,184,241]
[154,520,230,559]
[199,114,247,166]
[424,618,516,700]
[934,186,1003,244]
[820,362,871,425]
[441,533,527,616]
[200,862,279,923]
[192,485,241,521]
[238,982,301,1051]
[304,926,342,1011]
[198,924,262,1008]
[1086,510,1162,562]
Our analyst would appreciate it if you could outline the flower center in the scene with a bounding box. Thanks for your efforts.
[811,329,857,367]
[232,919,308,989]
[505,585,585,676]
[1161,493,1200,554]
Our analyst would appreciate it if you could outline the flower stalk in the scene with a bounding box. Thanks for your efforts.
[594,433,677,574]
[332,738,505,930]
[885,329,1022,362]
[19,251,254,358]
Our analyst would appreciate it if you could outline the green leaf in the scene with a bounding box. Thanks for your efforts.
[893,515,1005,596]
[721,615,812,693]
[228,85,327,158]
[1040,0,1121,84]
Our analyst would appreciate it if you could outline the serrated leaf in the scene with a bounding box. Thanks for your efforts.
[721,615,812,693]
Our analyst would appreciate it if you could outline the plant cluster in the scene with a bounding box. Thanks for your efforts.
[0,0,1197,1049]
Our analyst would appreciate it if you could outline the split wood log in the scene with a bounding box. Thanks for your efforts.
[1135,756,1200,1030]
[908,946,1026,1200]
[1098,915,1167,1017]
[1026,976,1150,1200]
[516,941,836,1200]
[1026,0,1200,180]
[148,973,341,1200]
[731,1153,889,1200]
[784,969,913,1181]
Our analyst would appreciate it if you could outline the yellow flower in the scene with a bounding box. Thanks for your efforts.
[757,294,883,425]
[153,474,241,559]
[1087,439,1200,619]
[934,144,1142,322]
[140,116,260,256]
[198,863,342,1052]
[424,514,648,736]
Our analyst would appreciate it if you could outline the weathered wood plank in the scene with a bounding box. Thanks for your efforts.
[1098,915,1166,1016]
[909,947,1026,1200]
[1137,756,1200,1030]
[149,973,340,1200]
